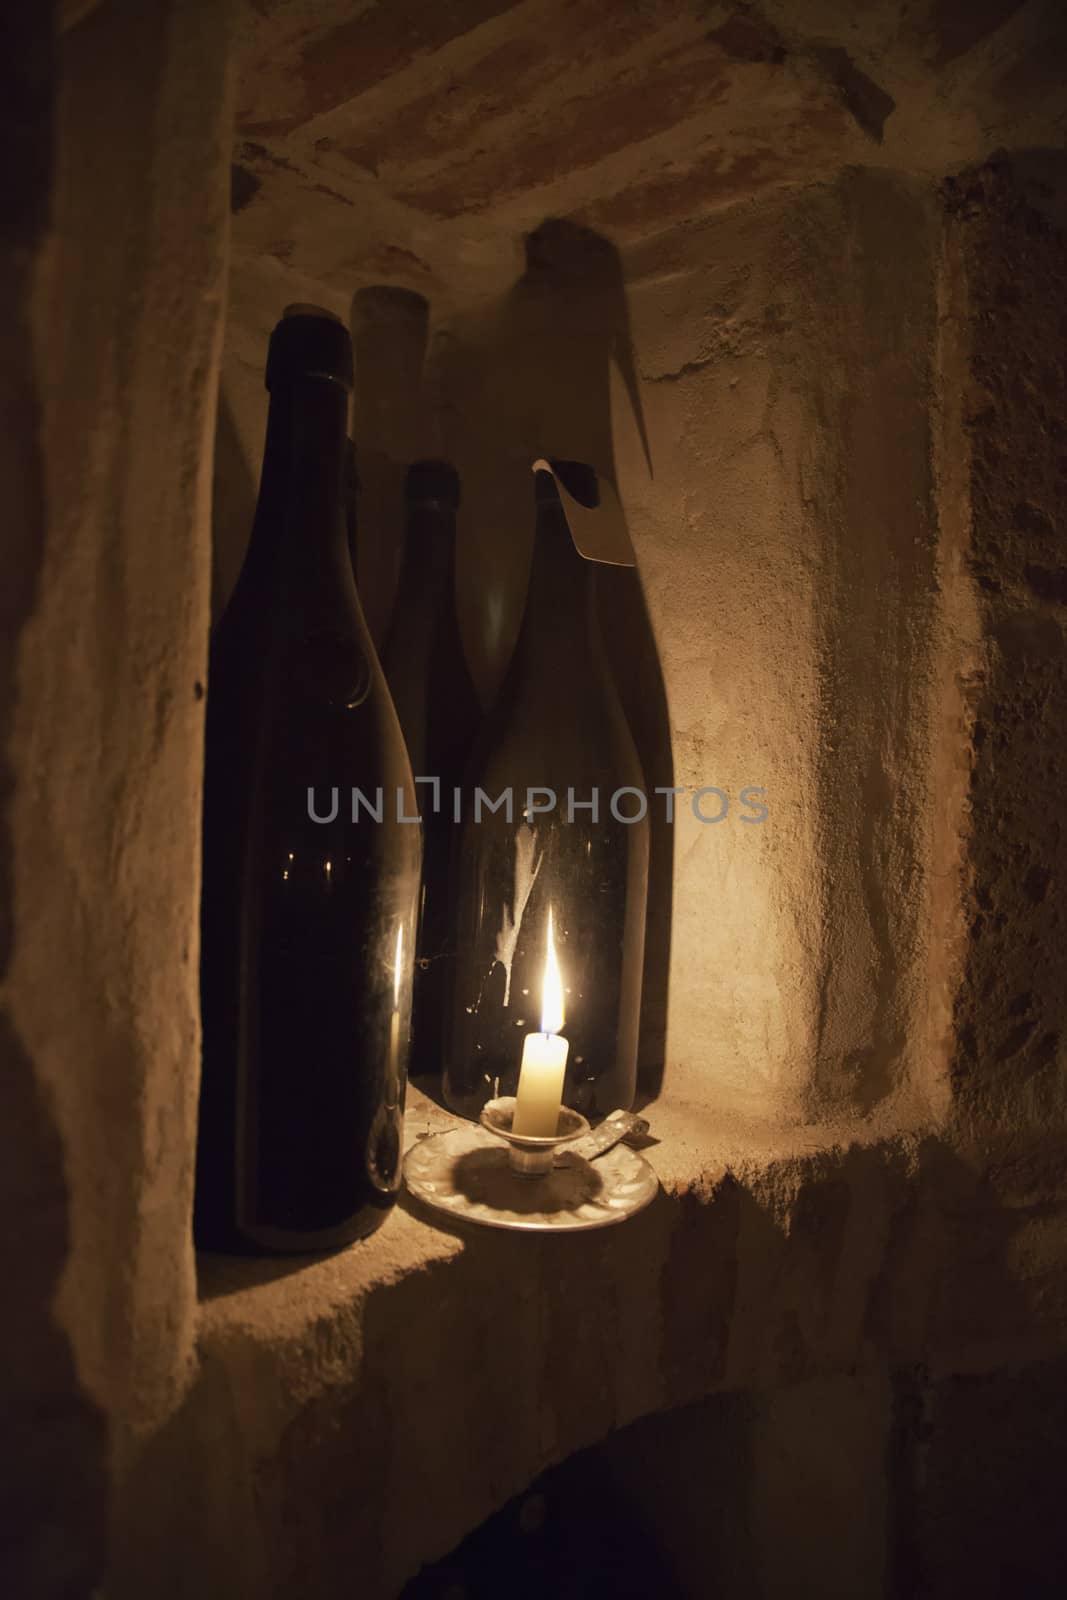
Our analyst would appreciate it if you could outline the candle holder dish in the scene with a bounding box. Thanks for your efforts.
[402,1101,658,1234]
[479,1096,589,1175]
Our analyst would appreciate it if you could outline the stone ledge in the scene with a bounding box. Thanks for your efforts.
[114,1086,1067,1598]
[194,1084,934,1340]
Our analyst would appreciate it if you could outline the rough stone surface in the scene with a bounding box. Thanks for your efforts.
[2,0,233,1593]
[945,155,1067,1154]
[410,1355,1067,1596]
[225,0,1067,314]
[916,1356,1067,1597]
[110,1091,1067,1597]
[610,171,951,1122]
[1,13,110,1598]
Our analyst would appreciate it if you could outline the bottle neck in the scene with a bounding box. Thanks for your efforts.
[514,500,595,677]
[397,502,457,590]
[248,376,351,574]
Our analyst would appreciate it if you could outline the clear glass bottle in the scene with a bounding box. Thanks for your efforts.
[382,462,479,1082]
[443,463,648,1121]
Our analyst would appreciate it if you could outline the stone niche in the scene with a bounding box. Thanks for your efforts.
[4,2,1067,1597]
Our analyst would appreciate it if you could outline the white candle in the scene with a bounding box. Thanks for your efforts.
[512,909,570,1136]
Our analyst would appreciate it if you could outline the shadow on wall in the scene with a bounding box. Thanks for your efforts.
[211,390,257,624]
[352,285,431,646]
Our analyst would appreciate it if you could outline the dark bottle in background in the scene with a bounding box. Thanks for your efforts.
[196,305,421,1255]
[444,463,648,1121]
[382,462,480,1080]
[344,434,359,570]
[351,286,430,647]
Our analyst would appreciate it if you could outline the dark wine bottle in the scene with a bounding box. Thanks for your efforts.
[344,434,358,570]
[196,305,421,1254]
[382,462,480,1081]
[444,463,648,1121]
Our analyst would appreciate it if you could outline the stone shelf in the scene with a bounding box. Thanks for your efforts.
[154,1085,1067,1599]
[196,1084,884,1342]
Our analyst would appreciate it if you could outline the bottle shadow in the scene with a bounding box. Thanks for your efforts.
[350,286,430,646]
[210,385,258,624]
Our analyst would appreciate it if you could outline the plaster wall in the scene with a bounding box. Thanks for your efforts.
[614,169,950,1124]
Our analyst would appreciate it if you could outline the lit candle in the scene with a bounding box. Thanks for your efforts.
[512,909,570,1136]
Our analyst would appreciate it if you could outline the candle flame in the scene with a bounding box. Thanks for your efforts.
[540,909,564,1035]
[393,924,404,1010]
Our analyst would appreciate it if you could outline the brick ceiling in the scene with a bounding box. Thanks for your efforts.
[228,0,1064,313]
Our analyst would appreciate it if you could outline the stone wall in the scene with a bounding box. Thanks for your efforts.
[946,155,1067,1155]
[1,0,233,1592]
[411,1357,1067,1598]
[612,168,952,1125]
[139,148,1067,1597]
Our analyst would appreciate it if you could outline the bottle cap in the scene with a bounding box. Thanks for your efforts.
[405,460,460,512]
[266,306,353,392]
[282,302,344,323]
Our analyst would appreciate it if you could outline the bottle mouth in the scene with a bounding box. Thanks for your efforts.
[534,460,599,509]
[282,302,344,324]
[266,307,353,392]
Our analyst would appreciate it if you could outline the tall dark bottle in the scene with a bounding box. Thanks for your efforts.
[444,463,648,1121]
[382,463,480,1080]
[196,305,421,1254]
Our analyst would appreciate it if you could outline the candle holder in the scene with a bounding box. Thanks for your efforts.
[403,1103,658,1233]
[479,1096,589,1176]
